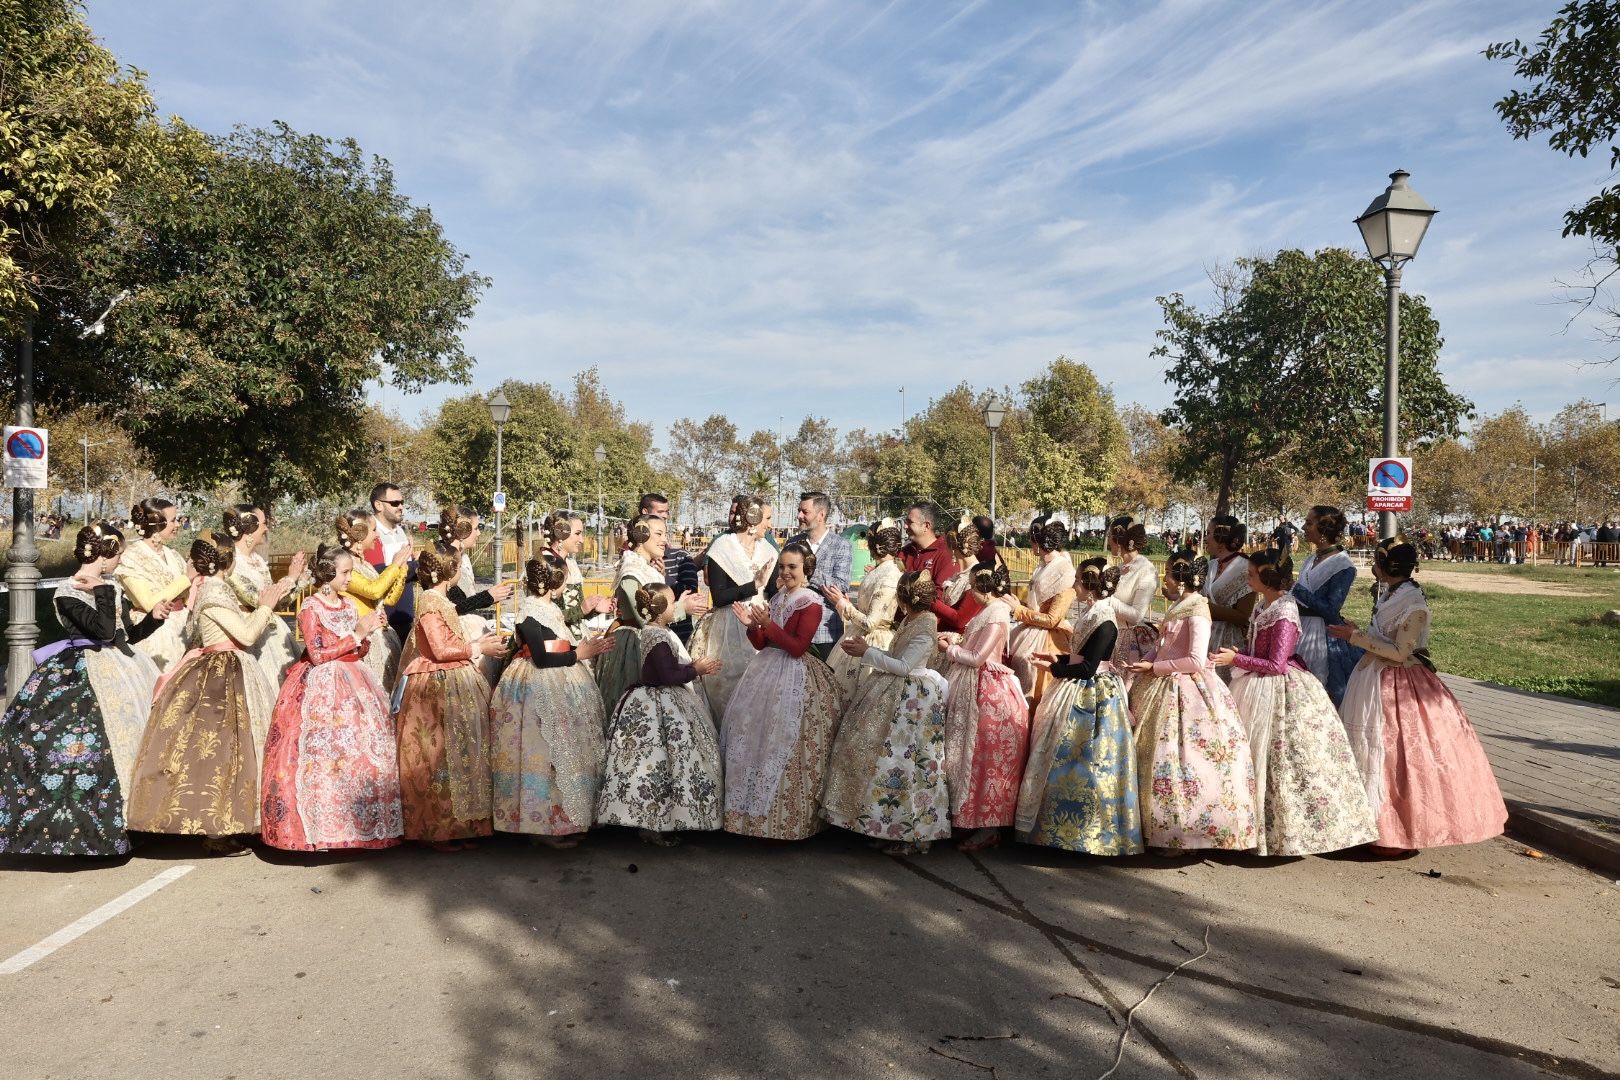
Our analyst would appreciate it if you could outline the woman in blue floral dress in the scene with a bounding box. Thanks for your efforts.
[1016,558,1144,856]
[0,524,168,856]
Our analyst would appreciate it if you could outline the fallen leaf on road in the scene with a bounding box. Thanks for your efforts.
[1522,848,1546,859]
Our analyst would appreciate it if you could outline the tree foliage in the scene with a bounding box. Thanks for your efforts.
[64,122,488,502]
[0,0,157,331]
[1155,249,1471,517]
[1014,357,1123,514]
[1487,2,1620,358]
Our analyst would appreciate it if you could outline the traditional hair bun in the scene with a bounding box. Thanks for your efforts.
[74,522,124,565]
[335,508,371,554]
[1375,539,1419,579]
[867,524,903,559]
[1108,515,1148,553]
[782,540,817,581]
[311,541,347,587]
[895,570,937,612]
[543,512,576,545]
[437,505,476,544]
[728,495,766,532]
[131,497,174,539]
[222,504,260,542]
[524,554,567,597]
[1209,515,1247,551]
[1166,548,1206,590]
[634,583,672,622]
[971,559,1013,597]
[189,537,223,577]
[1248,547,1294,591]
[1309,505,1347,544]
[1077,556,1119,599]
[416,545,456,589]
[1030,513,1069,553]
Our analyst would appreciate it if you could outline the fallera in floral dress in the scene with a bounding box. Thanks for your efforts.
[596,625,724,833]
[941,599,1030,830]
[1129,592,1258,851]
[1226,595,1376,856]
[0,579,161,856]
[821,612,951,845]
[490,595,606,837]
[260,594,403,851]
[1016,597,1143,856]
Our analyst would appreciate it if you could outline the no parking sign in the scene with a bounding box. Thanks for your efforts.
[1366,456,1412,512]
[3,427,48,489]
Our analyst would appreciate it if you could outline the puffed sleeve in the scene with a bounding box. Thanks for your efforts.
[299,604,363,664]
[117,567,190,613]
[1151,616,1210,675]
[641,641,698,686]
[1232,619,1299,676]
[416,612,473,663]
[1019,585,1076,631]
[946,617,1005,669]
[1350,609,1428,664]
[57,586,118,642]
[208,603,275,648]
[755,602,818,658]
[347,561,407,606]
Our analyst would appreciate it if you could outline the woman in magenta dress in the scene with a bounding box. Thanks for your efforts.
[1330,540,1507,853]
[940,560,1030,852]
[260,544,403,852]
[1211,549,1376,857]
[1123,549,1258,852]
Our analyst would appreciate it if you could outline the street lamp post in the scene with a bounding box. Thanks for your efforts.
[487,391,511,589]
[1355,169,1438,541]
[594,444,607,569]
[5,322,38,702]
[982,396,1008,523]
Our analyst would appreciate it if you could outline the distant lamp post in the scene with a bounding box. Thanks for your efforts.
[1507,459,1544,522]
[1355,169,1438,540]
[594,443,607,569]
[982,396,1009,523]
[487,391,511,586]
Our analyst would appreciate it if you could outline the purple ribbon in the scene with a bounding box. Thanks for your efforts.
[31,638,98,666]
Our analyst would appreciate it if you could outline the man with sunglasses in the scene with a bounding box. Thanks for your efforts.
[365,482,417,642]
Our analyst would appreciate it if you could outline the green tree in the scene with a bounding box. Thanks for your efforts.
[1542,398,1620,519]
[1155,249,1471,517]
[1109,405,1176,518]
[425,381,577,515]
[660,415,739,523]
[1,0,156,335]
[785,415,838,493]
[1013,356,1123,515]
[69,122,487,502]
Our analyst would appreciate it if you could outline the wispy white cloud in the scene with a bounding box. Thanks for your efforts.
[86,0,1611,440]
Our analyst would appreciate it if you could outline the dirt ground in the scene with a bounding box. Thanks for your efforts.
[1417,568,1602,597]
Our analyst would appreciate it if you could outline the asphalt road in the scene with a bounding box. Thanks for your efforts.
[2,830,1617,1080]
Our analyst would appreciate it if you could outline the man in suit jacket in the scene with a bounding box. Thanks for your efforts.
[766,491,852,661]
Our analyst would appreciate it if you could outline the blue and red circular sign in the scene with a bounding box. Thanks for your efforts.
[1371,459,1408,489]
[5,429,45,459]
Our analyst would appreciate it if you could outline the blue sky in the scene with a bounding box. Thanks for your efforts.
[86,0,1617,446]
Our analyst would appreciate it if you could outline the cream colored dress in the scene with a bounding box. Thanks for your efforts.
[826,557,901,702]
[114,540,192,669]
[230,549,300,685]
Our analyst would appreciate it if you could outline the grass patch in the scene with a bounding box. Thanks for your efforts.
[1342,571,1620,709]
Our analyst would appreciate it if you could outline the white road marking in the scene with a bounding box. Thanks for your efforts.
[0,865,195,975]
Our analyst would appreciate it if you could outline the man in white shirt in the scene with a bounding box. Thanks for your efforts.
[367,481,416,640]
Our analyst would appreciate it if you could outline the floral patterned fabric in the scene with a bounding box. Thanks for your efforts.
[942,601,1030,829]
[115,539,192,670]
[260,597,403,851]
[490,598,606,836]
[1129,594,1258,850]
[1228,596,1377,856]
[127,649,261,837]
[0,648,145,856]
[596,626,723,832]
[1018,673,1143,855]
[821,614,950,844]
[231,549,300,685]
[826,557,901,702]
[395,591,493,843]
